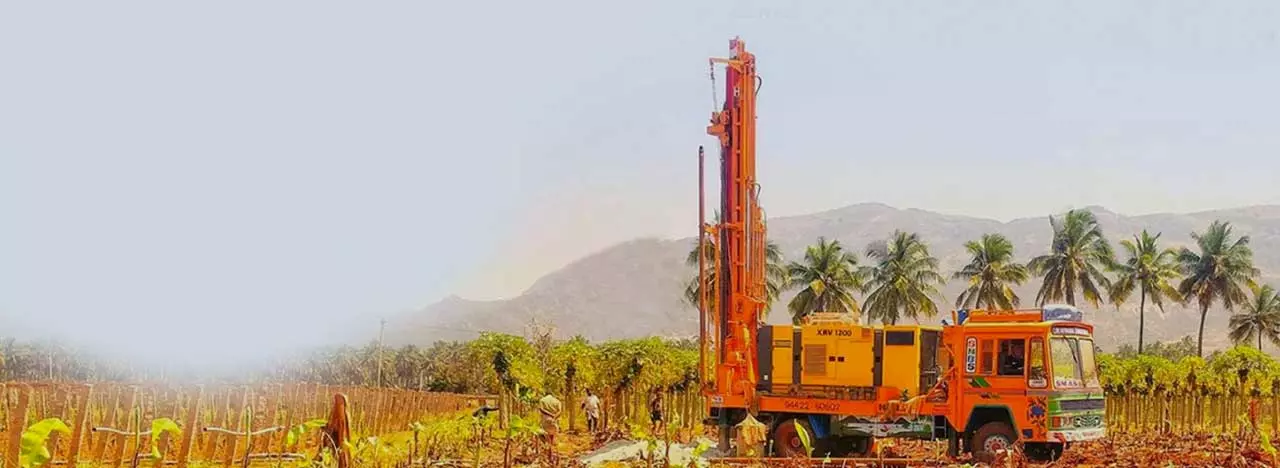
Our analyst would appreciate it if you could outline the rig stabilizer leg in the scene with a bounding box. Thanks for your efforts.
[718,410,732,455]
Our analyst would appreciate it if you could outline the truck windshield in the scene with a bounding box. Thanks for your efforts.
[1079,338,1099,387]
[1050,337,1101,389]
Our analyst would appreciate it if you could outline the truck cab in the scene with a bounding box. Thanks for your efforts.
[943,304,1106,460]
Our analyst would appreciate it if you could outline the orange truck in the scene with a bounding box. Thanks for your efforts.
[696,38,1106,460]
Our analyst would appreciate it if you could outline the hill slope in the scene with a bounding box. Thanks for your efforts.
[385,204,1280,352]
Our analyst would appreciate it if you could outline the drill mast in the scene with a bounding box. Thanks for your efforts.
[700,37,766,420]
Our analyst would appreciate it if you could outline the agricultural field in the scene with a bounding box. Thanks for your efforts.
[6,333,1280,467]
[393,338,1280,467]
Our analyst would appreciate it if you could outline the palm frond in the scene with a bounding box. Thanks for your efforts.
[1031,209,1116,307]
[863,231,945,324]
[783,237,865,324]
[684,234,786,318]
[1177,220,1261,356]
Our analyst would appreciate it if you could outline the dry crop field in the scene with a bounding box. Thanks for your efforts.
[0,382,480,467]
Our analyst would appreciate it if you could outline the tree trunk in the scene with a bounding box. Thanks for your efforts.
[601,394,610,433]
[1198,304,1209,358]
[1066,280,1076,306]
[566,371,576,432]
[1138,288,1147,354]
[500,387,511,429]
[614,389,625,428]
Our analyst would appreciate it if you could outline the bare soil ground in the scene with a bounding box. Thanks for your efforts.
[557,430,1276,467]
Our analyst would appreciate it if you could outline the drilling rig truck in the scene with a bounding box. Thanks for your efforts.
[696,37,1106,461]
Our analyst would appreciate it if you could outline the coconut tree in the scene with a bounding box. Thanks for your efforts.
[685,237,787,317]
[1108,230,1183,354]
[392,345,428,389]
[684,211,787,317]
[953,233,1029,310]
[1228,284,1280,351]
[862,231,945,325]
[1177,220,1260,357]
[784,237,867,324]
[1028,209,1116,307]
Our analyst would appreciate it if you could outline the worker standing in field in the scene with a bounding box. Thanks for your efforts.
[537,392,562,463]
[649,388,664,434]
[582,388,602,434]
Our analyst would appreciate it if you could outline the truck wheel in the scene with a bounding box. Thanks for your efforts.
[772,418,814,457]
[852,436,874,456]
[1024,441,1064,461]
[970,421,1017,462]
[826,436,873,457]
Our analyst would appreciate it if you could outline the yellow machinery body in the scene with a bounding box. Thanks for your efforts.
[758,323,945,400]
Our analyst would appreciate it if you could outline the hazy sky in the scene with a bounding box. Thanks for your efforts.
[3,1,1279,365]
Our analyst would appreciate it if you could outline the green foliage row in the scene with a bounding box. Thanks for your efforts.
[1099,345,1280,397]
[526,335,693,395]
[292,333,700,397]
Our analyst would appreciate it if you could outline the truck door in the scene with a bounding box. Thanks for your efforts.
[994,338,1027,382]
[961,336,1029,434]
[919,330,941,392]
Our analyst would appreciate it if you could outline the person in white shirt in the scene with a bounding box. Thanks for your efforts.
[582,388,602,433]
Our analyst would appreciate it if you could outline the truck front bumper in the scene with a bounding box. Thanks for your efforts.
[1046,427,1105,443]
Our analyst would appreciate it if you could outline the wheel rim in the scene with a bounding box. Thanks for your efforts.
[774,423,809,456]
[983,434,1011,453]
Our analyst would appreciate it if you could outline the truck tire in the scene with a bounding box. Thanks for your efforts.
[826,436,873,457]
[1024,441,1064,461]
[970,421,1016,462]
[772,418,814,457]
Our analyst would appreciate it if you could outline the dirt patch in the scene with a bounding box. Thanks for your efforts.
[576,438,718,467]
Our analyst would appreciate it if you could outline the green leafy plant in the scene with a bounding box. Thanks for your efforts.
[286,419,328,448]
[351,436,403,468]
[470,410,496,467]
[515,383,536,403]
[502,415,543,468]
[687,439,713,468]
[149,418,182,461]
[1261,430,1277,465]
[409,421,426,463]
[19,418,71,468]
[645,435,659,468]
[408,413,475,462]
[662,414,681,466]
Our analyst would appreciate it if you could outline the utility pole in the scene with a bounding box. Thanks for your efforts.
[376,318,387,387]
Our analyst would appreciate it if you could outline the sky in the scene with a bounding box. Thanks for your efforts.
[3,1,1280,367]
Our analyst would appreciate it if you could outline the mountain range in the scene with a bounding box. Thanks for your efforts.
[383,203,1280,353]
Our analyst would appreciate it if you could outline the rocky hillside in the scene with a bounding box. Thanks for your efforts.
[384,203,1280,352]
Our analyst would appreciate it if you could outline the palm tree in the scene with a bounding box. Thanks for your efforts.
[862,231,945,325]
[1228,284,1280,350]
[784,237,867,324]
[1028,209,1116,307]
[1108,230,1182,354]
[1177,220,1260,357]
[953,233,1029,310]
[685,219,787,317]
